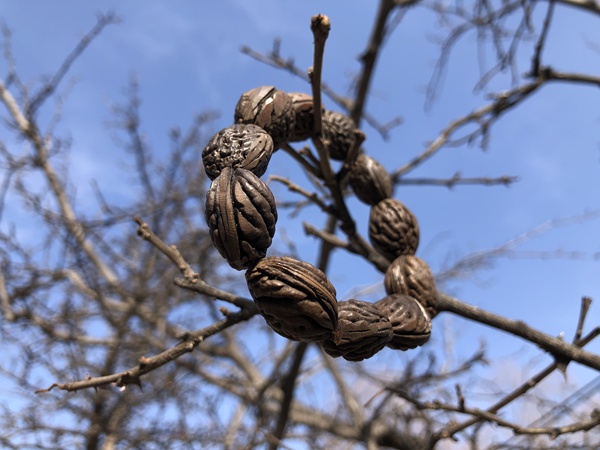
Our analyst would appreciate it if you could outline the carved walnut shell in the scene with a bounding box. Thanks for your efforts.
[369,198,419,260]
[205,167,277,270]
[234,86,295,149]
[321,300,392,361]
[202,124,274,180]
[349,154,393,205]
[322,110,356,161]
[384,255,438,318]
[375,294,432,350]
[288,92,319,142]
[245,256,338,342]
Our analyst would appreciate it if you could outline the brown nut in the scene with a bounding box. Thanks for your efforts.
[384,255,438,318]
[322,110,356,161]
[245,256,338,342]
[202,124,274,180]
[349,154,393,205]
[375,294,432,350]
[234,86,295,149]
[321,300,392,361]
[369,198,419,260]
[288,92,320,142]
[205,167,277,270]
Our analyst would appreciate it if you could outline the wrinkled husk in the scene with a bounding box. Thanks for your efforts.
[322,110,356,161]
[349,154,393,205]
[384,255,438,318]
[369,198,419,260]
[202,124,274,180]
[234,86,295,149]
[288,92,319,142]
[321,300,392,361]
[205,167,277,270]
[375,294,432,350]
[245,256,338,342]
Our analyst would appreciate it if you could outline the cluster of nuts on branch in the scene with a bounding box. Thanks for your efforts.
[202,85,438,361]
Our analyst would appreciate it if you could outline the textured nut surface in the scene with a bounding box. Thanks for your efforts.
[234,86,295,149]
[375,294,431,350]
[384,255,438,318]
[202,124,274,180]
[205,167,277,270]
[288,92,317,142]
[245,256,338,342]
[322,110,356,161]
[349,154,393,205]
[322,300,392,361]
[369,198,419,260]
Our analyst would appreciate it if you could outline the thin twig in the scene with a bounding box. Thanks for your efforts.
[436,293,600,372]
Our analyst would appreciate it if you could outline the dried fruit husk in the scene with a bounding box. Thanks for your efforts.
[375,294,432,350]
[321,110,356,161]
[202,124,274,180]
[384,255,438,318]
[245,256,338,342]
[205,167,277,270]
[234,86,295,149]
[322,299,392,361]
[349,154,393,205]
[369,198,419,260]
[288,92,319,142]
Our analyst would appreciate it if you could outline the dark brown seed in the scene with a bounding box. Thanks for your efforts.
[321,300,392,361]
[369,198,419,260]
[288,92,319,142]
[245,256,338,342]
[234,86,295,149]
[321,110,356,161]
[349,154,393,205]
[384,255,438,318]
[205,167,277,270]
[202,124,274,180]
[375,294,432,350]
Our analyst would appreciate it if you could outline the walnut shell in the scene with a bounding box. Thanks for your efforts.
[234,86,295,149]
[322,110,356,161]
[369,198,419,260]
[205,167,277,270]
[384,255,438,318]
[349,154,393,205]
[202,124,274,180]
[321,300,392,361]
[245,256,338,342]
[375,294,432,350]
[288,92,318,142]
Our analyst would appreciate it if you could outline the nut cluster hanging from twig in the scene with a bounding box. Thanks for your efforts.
[200,14,439,361]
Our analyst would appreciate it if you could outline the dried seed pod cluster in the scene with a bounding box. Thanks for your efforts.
[201,83,438,361]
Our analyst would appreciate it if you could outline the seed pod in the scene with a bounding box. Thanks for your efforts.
[288,92,318,142]
[234,86,295,149]
[375,294,432,350]
[202,124,274,180]
[384,255,438,318]
[245,256,338,342]
[205,167,277,270]
[321,300,392,361]
[369,198,419,260]
[322,110,356,161]
[349,154,393,205]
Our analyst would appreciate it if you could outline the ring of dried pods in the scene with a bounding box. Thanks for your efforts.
[201,83,438,360]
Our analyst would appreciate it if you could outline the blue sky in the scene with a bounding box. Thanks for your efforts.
[2,0,600,438]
